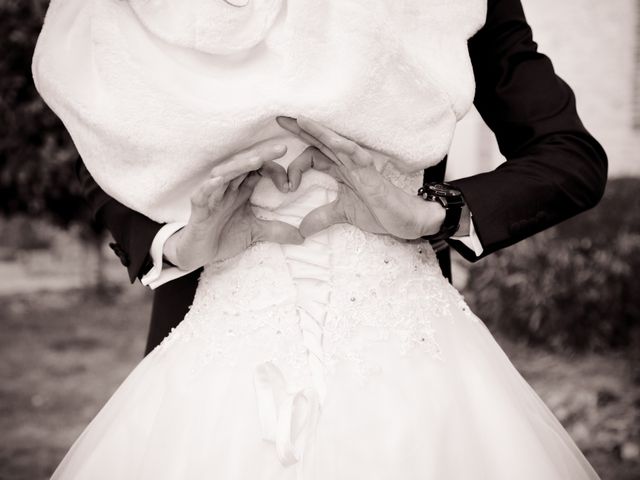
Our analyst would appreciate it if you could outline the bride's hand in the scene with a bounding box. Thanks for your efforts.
[276,116,445,239]
[164,143,303,271]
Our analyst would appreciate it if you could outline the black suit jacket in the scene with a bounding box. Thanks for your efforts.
[77,0,607,354]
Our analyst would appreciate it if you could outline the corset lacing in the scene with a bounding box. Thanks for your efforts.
[253,187,334,466]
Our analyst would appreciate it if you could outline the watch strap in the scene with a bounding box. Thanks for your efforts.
[418,183,464,241]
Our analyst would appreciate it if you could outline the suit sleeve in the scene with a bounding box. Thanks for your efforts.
[447,0,608,261]
[76,157,163,283]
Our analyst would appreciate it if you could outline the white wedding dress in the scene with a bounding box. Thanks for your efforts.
[33,1,601,478]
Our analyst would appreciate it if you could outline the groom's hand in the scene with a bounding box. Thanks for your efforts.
[164,142,303,271]
[276,116,446,239]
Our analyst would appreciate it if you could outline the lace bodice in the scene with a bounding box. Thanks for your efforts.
[157,165,478,389]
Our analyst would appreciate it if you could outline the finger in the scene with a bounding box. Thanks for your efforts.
[253,219,304,245]
[299,198,347,238]
[210,143,287,182]
[207,176,228,210]
[286,148,312,191]
[191,177,222,207]
[220,172,261,215]
[297,116,371,167]
[287,146,338,190]
[276,116,341,165]
[218,174,248,212]
[228,172,248,191]
[259,160,289,193]
[190,177,225,222]
[233,171,262,206]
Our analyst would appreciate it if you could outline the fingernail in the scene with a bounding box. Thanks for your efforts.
[282,183,289,192]
[288,181,294,191]
[274,144,286,153]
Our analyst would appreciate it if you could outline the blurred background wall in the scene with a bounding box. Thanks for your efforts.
[449,0,640,179]
[0,1,639,479]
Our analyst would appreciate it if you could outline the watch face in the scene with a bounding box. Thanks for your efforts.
[428,183,461,197]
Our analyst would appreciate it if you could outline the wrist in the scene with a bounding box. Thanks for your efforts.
[416,200,447,238]
[163,229,187,270]
[416,182,465,240]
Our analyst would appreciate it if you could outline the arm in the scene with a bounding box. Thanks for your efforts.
[447,0,608,261]
[75,157,161,283]
[76,143,302,287]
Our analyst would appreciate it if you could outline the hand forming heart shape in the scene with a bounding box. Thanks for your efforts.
[164,116,446,271]
[275,116,446,240]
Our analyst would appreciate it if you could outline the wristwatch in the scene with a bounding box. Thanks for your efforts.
[417,182,466,241]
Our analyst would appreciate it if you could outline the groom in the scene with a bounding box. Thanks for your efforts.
[76,0,607,354]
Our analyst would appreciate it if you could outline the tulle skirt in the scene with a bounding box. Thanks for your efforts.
[51,283,600,478]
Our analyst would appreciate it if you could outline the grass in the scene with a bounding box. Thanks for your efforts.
[0,287,638,480]
[0,287,150,480]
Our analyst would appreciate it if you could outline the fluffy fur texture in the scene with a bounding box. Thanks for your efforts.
[33,0,486,223]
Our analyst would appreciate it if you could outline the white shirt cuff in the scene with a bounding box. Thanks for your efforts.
[451,212,484,257]
[140,222,198,290]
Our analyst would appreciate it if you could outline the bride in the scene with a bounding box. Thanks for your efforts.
[33,0,604,478]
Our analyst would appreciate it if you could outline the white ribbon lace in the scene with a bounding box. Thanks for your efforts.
[253,361,321,466]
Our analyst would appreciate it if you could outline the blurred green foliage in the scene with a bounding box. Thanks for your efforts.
[464,177,640,352]
[0,0,91,230]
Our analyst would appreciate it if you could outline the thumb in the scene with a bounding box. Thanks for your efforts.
[253,219,304,245]
[299,198,346,238]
